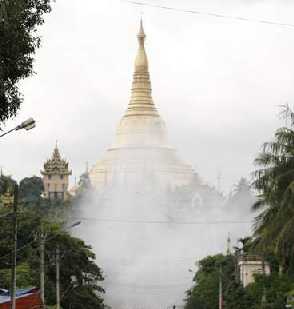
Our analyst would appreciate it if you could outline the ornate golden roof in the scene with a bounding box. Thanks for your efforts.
[125,19,159,118]
[41,146,72,176]
[0,189,14,207]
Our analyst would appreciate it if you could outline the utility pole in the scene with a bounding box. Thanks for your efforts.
[10,184,18,309]
[219,266,223,309]
[40,226,45,305]
[226,233,231,256]
[261,256,267,307]
[55,221,81,309]
[56,246,61,309]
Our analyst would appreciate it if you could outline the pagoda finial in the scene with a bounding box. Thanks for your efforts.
[124,19,158,117]
[52,142,61,161]
[137,18,146,46]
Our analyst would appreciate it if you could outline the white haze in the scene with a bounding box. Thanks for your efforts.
[71,180,253,309]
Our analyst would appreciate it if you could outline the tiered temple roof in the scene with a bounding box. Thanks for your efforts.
[41,146,72,176]
[125,19,159,118]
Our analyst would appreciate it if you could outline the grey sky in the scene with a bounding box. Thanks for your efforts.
[1,0,294,191]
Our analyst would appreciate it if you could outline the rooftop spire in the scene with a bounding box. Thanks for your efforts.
[137,18,146,46]
[41,143,72,176]
[226,233,232,255]
[124,19,159,117]
[53,143,61,161]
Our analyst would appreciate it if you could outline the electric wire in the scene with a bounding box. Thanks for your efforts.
[122,0,294,29]
[0,215,250,261]
[0,229,69,261]
[71,217,252,225]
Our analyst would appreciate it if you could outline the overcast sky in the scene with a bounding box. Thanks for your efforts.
[1,0,294,192]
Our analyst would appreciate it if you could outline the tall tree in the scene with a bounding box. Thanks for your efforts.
[184,253,292,309]
[185,254,252,309]
[226,177,255,218]
[0,0,51,124]
[19,176,44,205]
[253,105,294,273]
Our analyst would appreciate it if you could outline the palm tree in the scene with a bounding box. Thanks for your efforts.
[253,105,294,272]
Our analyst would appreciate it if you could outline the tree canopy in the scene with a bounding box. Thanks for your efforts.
[253,105,294,273]
[185,253,293,309]
[0,174,106,308]
[0,0,51,124]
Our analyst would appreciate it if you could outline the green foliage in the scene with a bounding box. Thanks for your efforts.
[0,0,51,123]
[19,176,44,205]
[253,105,294,273]
[0,263,34,288]
[185,253,294,309]
[247,273,293,309]
[185,254,243,309]
[0,175,106,308]
[0,174,16,195]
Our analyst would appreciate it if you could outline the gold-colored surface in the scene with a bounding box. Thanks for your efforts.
[1,189,14,207]
[125,19,158,118]
[89,20,195,189]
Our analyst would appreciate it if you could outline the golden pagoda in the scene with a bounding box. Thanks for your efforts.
[0,189,14,208]
[89,21,194,189]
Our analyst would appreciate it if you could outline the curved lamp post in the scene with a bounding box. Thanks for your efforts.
[0,118,36,138]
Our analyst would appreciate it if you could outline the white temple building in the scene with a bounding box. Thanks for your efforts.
[89,20,195,190]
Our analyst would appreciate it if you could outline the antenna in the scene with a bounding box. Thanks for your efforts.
[227,233,231,255]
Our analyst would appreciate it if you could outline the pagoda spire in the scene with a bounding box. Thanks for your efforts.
[53,142,61,161]
[125,19,159,117]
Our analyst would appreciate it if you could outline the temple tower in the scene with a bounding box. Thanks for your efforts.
[89,21,194,189]
[41,145,72,201]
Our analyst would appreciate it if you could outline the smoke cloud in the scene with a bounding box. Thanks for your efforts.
[71,174,254,309]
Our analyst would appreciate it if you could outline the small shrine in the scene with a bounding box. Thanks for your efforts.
[41,144,72,201]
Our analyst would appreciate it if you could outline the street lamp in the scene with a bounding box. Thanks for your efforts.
[0,117,36,138]
[67,221,81,229]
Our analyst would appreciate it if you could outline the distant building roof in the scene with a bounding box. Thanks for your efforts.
[0,287,42,308]
[41,145,71,176]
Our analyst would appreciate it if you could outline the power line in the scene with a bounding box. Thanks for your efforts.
[0,227,73,261]
[71,217,251,225]
[0,238,37,261]
[123,0,294,29]
[105,281,189,289]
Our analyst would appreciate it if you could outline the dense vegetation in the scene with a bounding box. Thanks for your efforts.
[253,106,294,274]
[0,174,106,309]
[0,0,52,124]
[185,106,294,309]
[185,252,294,309]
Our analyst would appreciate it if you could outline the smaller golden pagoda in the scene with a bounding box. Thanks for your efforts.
[0,189,14,208]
